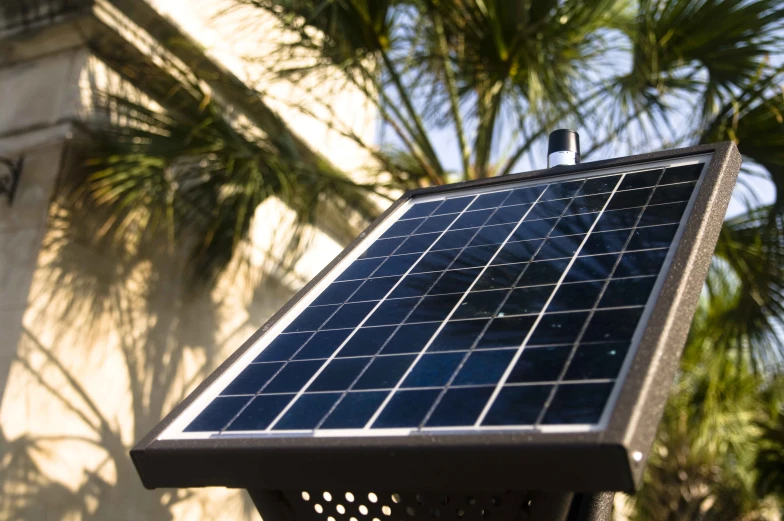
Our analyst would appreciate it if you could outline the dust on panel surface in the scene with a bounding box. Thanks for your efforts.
[180,162,704,436]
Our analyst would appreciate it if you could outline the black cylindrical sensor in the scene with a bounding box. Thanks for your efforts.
[547,129,580,167]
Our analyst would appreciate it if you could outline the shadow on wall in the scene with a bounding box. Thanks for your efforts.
[0,161,296,520]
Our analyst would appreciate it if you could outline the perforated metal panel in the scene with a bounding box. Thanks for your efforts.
[259,490,533,521]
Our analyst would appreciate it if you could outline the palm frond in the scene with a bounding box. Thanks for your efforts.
[621,0,784,123]
[70,82,379,287]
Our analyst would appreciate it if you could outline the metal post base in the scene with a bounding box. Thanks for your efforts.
[248,489,613,521]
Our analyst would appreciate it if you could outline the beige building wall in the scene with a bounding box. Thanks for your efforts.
[0,2,376,520]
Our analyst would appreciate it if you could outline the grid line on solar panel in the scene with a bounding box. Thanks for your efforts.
[364,183,592,429]
[215,336,647,371]
[181,161,703,434]
[261,187,551,432]
[471,173,627,426]
[529,166,671,426]
[234,200,469,429]
[280,188,552,432]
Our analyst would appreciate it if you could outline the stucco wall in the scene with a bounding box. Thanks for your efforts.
[0,2,374,520]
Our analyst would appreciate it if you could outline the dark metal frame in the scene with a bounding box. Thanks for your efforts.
[132,142,740,494]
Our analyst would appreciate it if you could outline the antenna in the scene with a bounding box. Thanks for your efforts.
[548,129,580,167]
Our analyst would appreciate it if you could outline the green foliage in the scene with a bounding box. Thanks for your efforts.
[76,83,378,288]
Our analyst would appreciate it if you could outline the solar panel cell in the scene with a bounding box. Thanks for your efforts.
[400,201,440,220]
[564,343,629,380]
[262,360,322,393]
[550,213,597,237]
[411,248,461,273]
[503,186,546,206]
[425,386,494,427]
[184,396,249,432]
[548,281,603,311]
[650,183,696,205]
[469,191,511,210]
[452,209,493,229]
[512,218,558,239]
[525,198,571,220]
[307,357,368,391]
[338,326,394,357]
[617,169,662,190]
[350,276,400,302]
[638,202,688,226]
[360,236,405,258]
[401,352,464,388]
[528,312,589,345]
[541,383,614,424]
[273,393,340,430]
[284,305,338,332]
[429,268,481,295]
[320,391,388,429]
[454,289,506,319]
[453,244,500,268]
[491,240,541,265]
[474,263,526,290]
[414,214,457,234]
[254,333,310,362]
[614,250,668,277]
[227,395,292,431]
[564,254,618,282]
[507,346,571,383]
[453,349,516,386]
[354,355,416,390]
[293,330,353,360]
[433,228,477,249]
[336,257,385,281]
[541,181,582,200]
[323,301,377,329]
[478,316,536,349]
[381,218,424,239]
[365,297,419,326]
[221,363,283,395]
[499,286,552,316]
[579,175,621,195]
[469,223,517,246]
[517,259,570,286]
[432,196,473,215]
[428,319,488,352]
[373,389,441,428]
[381,323,441,354]
[593,208,641,231]
[534,234,585,260]
[482,385,551,425]
[660,163,702,184]
[566,193,610,214]
[396,232,441,254]
[599,277,657,307]
[605,188,652,210]
[407,293,462,322]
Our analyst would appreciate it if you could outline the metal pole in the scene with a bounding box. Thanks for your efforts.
[569,492,615,521]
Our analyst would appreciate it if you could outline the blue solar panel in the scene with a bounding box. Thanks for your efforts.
[176,162,704,435]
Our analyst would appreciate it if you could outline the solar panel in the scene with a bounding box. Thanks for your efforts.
[132,143,740,493]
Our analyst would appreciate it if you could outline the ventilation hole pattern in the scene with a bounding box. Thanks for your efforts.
[287,490,533,521]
